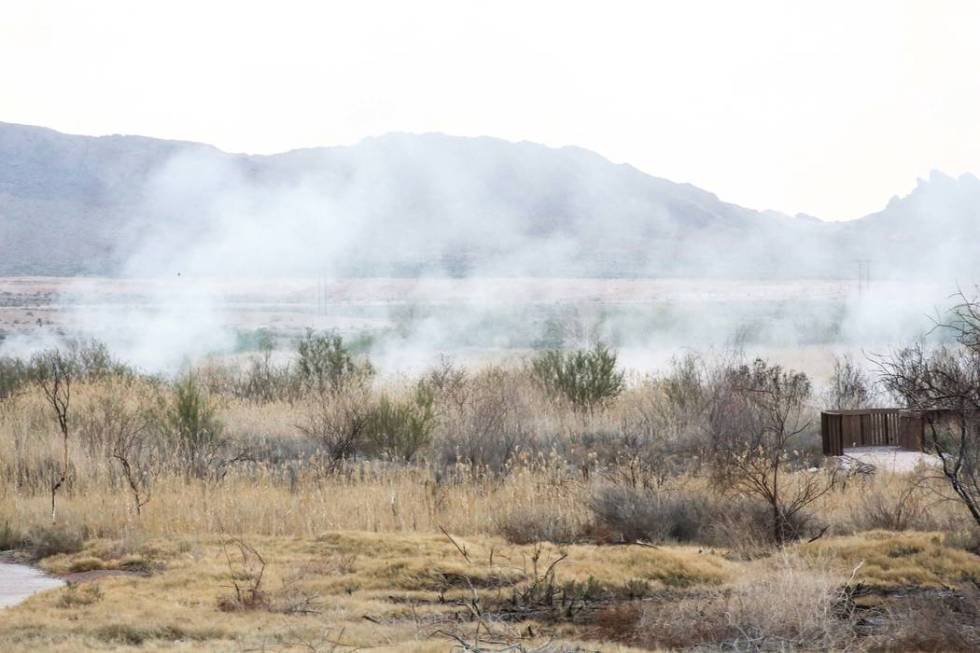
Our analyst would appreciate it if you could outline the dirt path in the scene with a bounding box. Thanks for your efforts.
[0,563,63,608]
[841,446,939,473]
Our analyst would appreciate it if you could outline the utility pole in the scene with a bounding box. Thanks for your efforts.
[856,259,871,295]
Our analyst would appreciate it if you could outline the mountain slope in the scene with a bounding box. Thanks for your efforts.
[0,122,976,279]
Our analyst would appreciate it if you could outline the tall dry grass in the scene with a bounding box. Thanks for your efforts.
[0,353,971,549]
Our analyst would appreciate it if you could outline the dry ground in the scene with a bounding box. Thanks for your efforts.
[2,530,978,652]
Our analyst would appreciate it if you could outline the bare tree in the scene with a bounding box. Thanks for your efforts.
[708,358,834,544]
[30,349,76,523]
[80,389,157,517]
[876,290,980,527]
[826,354,874,410]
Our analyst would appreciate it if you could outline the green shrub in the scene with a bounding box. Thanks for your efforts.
[531,343,625,413]
[296,330,372,394]
[364,383,436,461]
[164,375,225,478]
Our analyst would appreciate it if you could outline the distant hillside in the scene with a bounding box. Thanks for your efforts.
[1,122,977,279]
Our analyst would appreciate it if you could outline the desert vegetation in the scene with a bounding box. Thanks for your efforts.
[2,328,980,652]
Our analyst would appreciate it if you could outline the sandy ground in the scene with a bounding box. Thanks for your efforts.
[840,446,940,473]
[0,563,63,608]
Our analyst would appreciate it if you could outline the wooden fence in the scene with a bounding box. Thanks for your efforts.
[821,409,924,456]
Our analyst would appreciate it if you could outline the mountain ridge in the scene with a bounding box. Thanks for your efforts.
[1,121,977,280]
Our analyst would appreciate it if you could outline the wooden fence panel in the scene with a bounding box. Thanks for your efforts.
[821,409,924,455]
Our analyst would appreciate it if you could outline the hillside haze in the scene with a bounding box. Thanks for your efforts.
[1,121,978,280]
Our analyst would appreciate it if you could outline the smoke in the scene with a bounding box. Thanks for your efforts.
[7,134,976,376]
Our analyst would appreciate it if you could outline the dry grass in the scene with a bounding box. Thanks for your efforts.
[2,531,726,652]
[801,530,980,588]
[632,554,857,651]
[3,363,980,651]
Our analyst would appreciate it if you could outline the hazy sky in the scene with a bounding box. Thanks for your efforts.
[2,0,979,220]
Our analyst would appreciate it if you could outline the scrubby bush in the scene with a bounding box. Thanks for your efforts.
[24,523,85,559]
[658,352,711,439]
[234,349,299,404]
[589,485,714,544]
[636,555,856,651]
[0,356,30,402]
[850,477,936,532]
[0,521,24,551]
[363,383,436,461]
[422,357,469,413]
[56,583,104,608]
[299,386,371,461]
[589,484,819,549]
[708,358,832,544]
[531,342,624,414]
[296,330,372,395]
[163,374,226,478]
[435,366,535,472]
[495,503,586,544]
[825,353,876,410]
[872,585,980,652]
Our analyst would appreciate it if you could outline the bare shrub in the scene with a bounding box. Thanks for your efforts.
[0,356,30,404]
[637,556,855,651]
[589,485,714,544]
[657,351,712,445]
[423,356,470,413]
[436,366,534,472]
[25,523,85,559]
[872,290,980,530]
[566,429,688,489]
[299,386,371,461]
[56,583,104,608]
[873,586,980,652]
[0,521,24,551]
[495,503,585,544]
[826,353,876,410]
[717,498,822,555]
[217,539,268,611]
[708,358,835,544]
[588,484,815,549]
[77,381,160,516]
[234,334,300,403]
[878,341,980,527]
[850,476,935,532]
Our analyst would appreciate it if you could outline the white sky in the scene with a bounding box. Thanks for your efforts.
[2,0,979,220]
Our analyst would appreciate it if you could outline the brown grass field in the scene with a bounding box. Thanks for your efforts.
[1,281,979,651]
